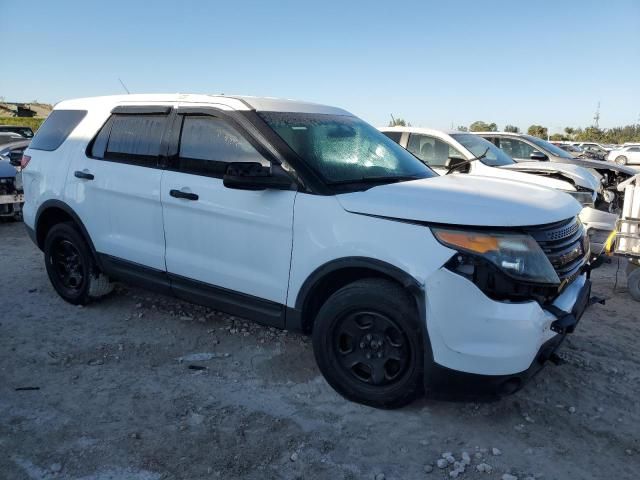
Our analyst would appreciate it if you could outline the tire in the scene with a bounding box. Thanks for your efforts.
[312,278,424,409]
[615,155,627,165]
[627,266,640,302]
[43,222,113,305]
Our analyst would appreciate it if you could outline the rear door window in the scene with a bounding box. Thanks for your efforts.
[91,114,169,167]
[29,110,87,151]
[497,138,536,159]
[407,134,463,167]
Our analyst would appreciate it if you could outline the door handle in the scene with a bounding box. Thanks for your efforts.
[74,170,94,180]
[169,189,199,201]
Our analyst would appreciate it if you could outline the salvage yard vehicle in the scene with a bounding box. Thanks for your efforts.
[0,125,34,138]
[478,132,638,212]
[23,94,596,408]
[554,143,600,160]
[0,152,24,220]
[381,127,615,253]
[606,145,640,166]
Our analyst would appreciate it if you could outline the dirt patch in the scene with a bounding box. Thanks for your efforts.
[1,221,638,479]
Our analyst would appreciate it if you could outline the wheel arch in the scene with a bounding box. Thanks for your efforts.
[35,200,100,266]
[288,257,425,334]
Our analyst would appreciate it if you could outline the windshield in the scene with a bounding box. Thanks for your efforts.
[524,135,574,159]
[258,112,435,186]
[450,133,514,167]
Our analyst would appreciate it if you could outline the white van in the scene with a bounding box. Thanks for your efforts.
[22,94,594,407]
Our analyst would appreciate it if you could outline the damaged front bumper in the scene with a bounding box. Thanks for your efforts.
[423,269,598,400]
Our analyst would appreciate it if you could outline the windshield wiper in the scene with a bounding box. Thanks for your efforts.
[445,147,490,175]
[326,175,425,186]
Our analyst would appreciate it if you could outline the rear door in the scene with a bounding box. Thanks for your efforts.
[160,106,296,327]
[67,106,170,271]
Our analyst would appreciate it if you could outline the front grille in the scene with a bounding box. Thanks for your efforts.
[526,217,589,287]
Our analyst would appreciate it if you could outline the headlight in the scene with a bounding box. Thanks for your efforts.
[432,228,560,285]
[565,190,595,207]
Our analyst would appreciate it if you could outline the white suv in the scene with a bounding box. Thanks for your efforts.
[22,94,593,408]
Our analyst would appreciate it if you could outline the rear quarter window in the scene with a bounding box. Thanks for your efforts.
[29,110,87,151]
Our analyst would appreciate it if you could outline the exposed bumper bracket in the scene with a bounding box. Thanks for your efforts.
[546,279,593,334]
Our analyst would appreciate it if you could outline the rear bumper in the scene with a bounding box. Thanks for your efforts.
[423,269,592,399]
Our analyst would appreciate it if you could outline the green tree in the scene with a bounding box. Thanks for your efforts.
[456,125,468,132]
[504,124,519,133]
[575,126,604,142]
[549,133,566,141]
[544,124,640,144]
[388,115,410,127]
[469,121,497,132]
[527,125,548,139]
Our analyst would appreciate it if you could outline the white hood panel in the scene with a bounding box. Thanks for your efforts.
[336,175,582,227]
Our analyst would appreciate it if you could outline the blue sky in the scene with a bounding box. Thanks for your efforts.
[3,0,639,132]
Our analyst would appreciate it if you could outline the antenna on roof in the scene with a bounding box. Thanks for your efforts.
[118,78,131,94]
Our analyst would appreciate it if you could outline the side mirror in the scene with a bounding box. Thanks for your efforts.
[530,151,548,161]
[446,156,468,170]
[9,150,23,166]
[223,162,293,191]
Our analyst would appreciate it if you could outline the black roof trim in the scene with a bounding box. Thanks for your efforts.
[111,105,172,115]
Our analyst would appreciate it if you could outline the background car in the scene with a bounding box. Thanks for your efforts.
[554,143,600,159]
[0,139,31,166]
[477,132,638,211]
[0,153,23,221]
[0,132,26,146]
[0,125,34,138]
[606,145,640,166]
[573,142,608,160]
[381,127,615,252]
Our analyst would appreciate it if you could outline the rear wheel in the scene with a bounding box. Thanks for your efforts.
[44,222,112,305]
[615,155,628,165]
[312,278,424,409]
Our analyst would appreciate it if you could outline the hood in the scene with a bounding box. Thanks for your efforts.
[551,157,638,176]
[336,175,582,228]
[0,158,17,178]
[501,161,601,192]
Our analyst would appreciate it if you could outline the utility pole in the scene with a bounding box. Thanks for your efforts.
[593,101,600,128]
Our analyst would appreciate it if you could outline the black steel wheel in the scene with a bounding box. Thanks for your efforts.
[312,278,424,409]
[44,222,94,304]
[334,310,409,386]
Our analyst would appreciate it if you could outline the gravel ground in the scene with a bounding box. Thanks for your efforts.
[1,221,639,480]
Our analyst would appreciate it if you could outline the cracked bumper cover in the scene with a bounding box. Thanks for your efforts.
[422,268,593,399]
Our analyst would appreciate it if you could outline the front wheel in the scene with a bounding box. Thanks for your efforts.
[627,265,640,302]
[44,222,112,305]
[615,155,628,165]
[312,278,424,409]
